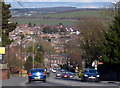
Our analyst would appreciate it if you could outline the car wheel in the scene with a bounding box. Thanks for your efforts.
[81,79,84,82]
[28,80,32,83]
[43,79,46,83]
[95,80,100,83]
[81,78,85,82]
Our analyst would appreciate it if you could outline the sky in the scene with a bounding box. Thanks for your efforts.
[5,0,114,2]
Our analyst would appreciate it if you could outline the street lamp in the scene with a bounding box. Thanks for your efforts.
[32,39,36,69]
[49,52,52,68]
[20,35,24,77]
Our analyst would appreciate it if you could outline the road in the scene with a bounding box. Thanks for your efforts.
[2,73,120,88]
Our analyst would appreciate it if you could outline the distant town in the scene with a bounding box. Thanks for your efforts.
[8,22,80,67]
[1,1,120,86]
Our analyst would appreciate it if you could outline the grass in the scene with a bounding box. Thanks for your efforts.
[11,10,112,26]
[11,19,78,26]
[39,10,102,18]
[21,10,104,18]
[22,10,112,18]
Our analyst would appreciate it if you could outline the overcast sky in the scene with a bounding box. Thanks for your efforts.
[5,0,115,2]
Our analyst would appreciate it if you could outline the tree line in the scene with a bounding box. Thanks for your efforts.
[64,3,120,69]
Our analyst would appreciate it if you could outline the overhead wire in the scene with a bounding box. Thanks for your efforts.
[13,0,24,8]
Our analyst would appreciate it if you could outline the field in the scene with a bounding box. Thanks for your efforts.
[11,9,112,26]
[37,10,103,18]
[11,19,78,26]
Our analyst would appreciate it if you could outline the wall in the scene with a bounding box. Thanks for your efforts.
[0,64,9,80]
[98,63,120,81]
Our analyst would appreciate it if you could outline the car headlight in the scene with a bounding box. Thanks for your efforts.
[84,74,88,77]
[97,75,100,77]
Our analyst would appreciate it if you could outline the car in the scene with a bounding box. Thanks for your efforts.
[74,72,78,76]
[56,73,61,77]
[51,68,57,73]
[51,67,59,73]
[61,72,69,78]
[28,68,47,83]
[68,72,75,78]
[81,68,100,82]
[54,67,60,71]
[60,69,67,72]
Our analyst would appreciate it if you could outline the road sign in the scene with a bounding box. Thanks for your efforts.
[0,47,5,54]
[0,54,2,60]
[0,38,1,42]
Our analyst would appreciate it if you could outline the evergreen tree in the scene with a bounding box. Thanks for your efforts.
[43,26,51,33]
[2,2,17,46]
[102,14,120,63]
[28,22,32,27]
[2,2,11,30]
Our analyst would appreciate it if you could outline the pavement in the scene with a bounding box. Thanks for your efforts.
[76,77,120,85]
[101,81,120,85]
[1,73,120,87]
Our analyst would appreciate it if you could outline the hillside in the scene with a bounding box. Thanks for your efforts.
[10,8,113,26]
[11,7,78,16]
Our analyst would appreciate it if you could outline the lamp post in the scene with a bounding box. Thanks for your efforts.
[20,40,22,77]
[32,54,35,69]
[7,45,10,77]
[20,35,24,77]
[50,52,51,68]
[32,39,36,69]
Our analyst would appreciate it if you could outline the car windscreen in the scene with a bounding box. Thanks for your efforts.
[30,69,44,73]
[62,73,68,75]
[53,67,58,70]
[85,69,98,73]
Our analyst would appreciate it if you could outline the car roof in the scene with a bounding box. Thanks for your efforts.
[85,68,97,70]
[30,68,44,70]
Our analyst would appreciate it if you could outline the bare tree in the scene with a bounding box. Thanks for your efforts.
[77,17,107,67]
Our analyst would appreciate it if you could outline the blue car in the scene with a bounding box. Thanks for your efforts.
[81,68,100,82]
[28,68,47,83]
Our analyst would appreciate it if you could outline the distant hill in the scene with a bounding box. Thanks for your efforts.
[6,2,111,9]
[10,7,79,15]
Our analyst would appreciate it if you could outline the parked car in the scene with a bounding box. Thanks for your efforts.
[74,72,78,76]
[68,72,75,78]
[60,69,67,72]
[61,73,69,78]
[51,68,57,73]
[56,73,61,77]
[28,68,47,83]
[81,68,100,82]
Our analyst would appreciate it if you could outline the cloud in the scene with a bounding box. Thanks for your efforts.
[5,0,112,2]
